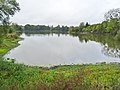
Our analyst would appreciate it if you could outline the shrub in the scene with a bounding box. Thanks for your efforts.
[115,30,120,41]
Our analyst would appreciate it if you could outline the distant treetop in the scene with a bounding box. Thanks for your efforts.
[104,8,120,20]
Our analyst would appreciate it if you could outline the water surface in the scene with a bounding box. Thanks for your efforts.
[5,33,120,66]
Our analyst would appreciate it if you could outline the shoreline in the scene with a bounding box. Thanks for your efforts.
[0,35,22,58]
[1,33,119,68]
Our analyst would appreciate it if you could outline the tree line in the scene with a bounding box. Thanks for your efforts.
[24,24,69,33]
[69,8,120,40]
[0,1,120,42]
[24,8,120,41]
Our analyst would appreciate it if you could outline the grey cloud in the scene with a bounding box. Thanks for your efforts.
[11,0,120,26]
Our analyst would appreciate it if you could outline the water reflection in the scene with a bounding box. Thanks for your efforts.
[24,31,68,37]
[75,34,120,58]
[102,46,120,58]
[4,32,120,66]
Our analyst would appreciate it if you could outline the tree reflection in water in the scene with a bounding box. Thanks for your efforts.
[24,31,120,59]
[74,33,120,58]
[102,45,120,58]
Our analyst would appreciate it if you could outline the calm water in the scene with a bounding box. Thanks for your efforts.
[5,33,120,66]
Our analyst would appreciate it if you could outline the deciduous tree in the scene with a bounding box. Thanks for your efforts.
[104,8,120,20]
[0,0,20,24]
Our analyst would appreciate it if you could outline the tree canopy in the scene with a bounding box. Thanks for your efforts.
[104,8,120,20]
[0,0,20,24]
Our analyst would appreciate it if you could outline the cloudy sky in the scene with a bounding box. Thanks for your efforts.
[11,0,120,26]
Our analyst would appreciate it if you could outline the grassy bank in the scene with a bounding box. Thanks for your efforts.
[0,59,120,90]
[0,37,20,57]
[0,35,120,90]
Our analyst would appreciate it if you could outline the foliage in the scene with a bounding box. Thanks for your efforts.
[0,0,21,45]
[24,24,69,33]
[0,59,41,90]
[0,0,20,24]
[69,8,120,38]
[51,25,69,33]
[0,25,22,45]
[0,37,20,57]
[79,22,85,31]
[70,18,120,34]
[24,24,50,31]
[104,8,120,20]
[115,30,120,41]
[69,22,86,33]
[9,23,23,33]
[0,59,120,90]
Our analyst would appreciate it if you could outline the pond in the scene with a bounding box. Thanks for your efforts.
[4,33,120,66]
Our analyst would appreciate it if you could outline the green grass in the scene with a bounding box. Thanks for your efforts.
[0,60,120,90]
[0,38,20,57]
[0,49,7,53]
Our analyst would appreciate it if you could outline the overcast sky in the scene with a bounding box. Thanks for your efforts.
[11,0,120,26]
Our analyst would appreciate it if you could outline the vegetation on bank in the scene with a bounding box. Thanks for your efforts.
[0,24,22,58]
[0,37,20,57]
[69,18,120,38]
[0,59,120,90]
[0,0,21,47]
[24,24,69,33]
[69,8,120,41]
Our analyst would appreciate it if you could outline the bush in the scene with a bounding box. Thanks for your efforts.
[115,30,120,41]
[0,35,3,45]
